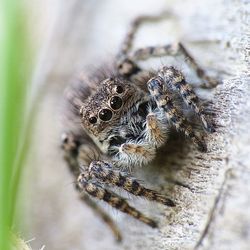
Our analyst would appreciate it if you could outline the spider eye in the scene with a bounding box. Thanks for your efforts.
[99,109,113,121]
[110,96,123,110]
[115,85,123,94]
[89,116,97,124]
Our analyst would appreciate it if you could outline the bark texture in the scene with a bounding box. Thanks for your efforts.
[23,0,250,249]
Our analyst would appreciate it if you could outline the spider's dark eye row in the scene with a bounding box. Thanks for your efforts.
[115,85,123,94]
[89,116,97,124]
[99,108,113,121]
[110,96,123,110]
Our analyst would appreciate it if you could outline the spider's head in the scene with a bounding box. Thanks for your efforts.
[80,77,143,139]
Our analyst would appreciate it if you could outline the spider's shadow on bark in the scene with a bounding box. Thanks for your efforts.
[135,127,200,195]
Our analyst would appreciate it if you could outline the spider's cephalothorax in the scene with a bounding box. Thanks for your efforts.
[80,76,163,167]
[61,13,217,241]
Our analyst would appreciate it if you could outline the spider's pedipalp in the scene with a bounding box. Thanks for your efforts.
[118,142,156,167]
[145,112,168,147]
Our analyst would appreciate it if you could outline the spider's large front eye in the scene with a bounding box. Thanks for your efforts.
[99,109,113,121]
[114,85,123,94]
[110,96,123,110]
[89,116,97,124]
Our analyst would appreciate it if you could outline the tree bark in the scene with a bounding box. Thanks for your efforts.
[23,0,250,249]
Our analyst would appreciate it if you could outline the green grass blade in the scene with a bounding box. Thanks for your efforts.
[0,0,32,248]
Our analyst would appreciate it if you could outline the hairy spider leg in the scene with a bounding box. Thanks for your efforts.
[61,132,122,241]
[77,170,158,228]
[128,43,218,89]
[88,160,175,206]
[147,75,207,152]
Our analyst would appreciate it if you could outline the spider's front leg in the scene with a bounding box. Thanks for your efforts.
[77,167,158,228]
[157,66,215,132]
[87,160,175,207]
[147,75,208,152]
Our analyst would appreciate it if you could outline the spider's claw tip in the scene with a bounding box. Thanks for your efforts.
[149,220,158,228]
[198,142,207,152]
[115,233,123,243]
[164,199,176,207]
[209,127,216,133]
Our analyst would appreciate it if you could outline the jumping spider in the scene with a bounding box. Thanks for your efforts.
[61,13,217,241]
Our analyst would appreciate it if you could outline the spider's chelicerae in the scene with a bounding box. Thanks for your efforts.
[61,13,217,241]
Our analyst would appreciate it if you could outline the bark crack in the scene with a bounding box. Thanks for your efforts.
[194,168,233,249]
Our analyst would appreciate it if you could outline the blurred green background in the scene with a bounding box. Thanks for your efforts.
[0,0,33,249]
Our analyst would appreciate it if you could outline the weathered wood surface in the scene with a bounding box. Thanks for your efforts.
[22,0,250,249]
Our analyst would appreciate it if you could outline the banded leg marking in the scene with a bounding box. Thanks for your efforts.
[78,171,158,228]
[61,132,122,241]
[158,66,215,132]
[129,43,218,88]
[147,77,207,152]
[89,160,175,207]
